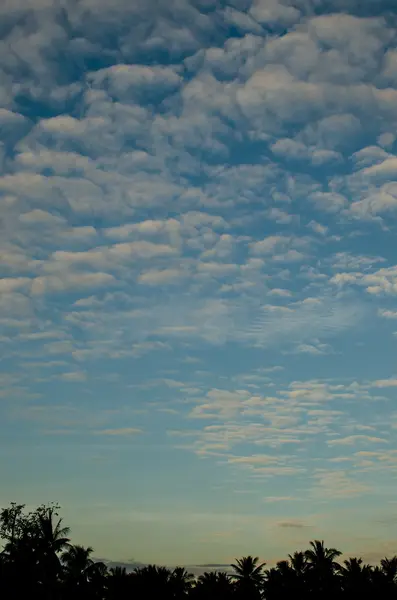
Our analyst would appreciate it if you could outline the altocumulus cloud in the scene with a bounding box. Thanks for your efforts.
[2,0,397,566]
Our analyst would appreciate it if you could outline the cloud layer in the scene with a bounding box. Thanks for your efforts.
[2,0,397,565]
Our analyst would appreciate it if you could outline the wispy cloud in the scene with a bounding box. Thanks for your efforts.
[94,428,143,436]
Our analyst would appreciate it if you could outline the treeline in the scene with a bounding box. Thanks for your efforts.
[1,503,396,599]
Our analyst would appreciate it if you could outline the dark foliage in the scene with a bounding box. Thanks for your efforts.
[1,503,396,599]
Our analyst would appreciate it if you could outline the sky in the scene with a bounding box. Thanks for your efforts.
[2,0,397,569]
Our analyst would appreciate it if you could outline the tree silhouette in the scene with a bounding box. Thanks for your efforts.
[339,557,373,599]
[61,544,97,599]
[36,505,71,599]
[0,503,70,600]
[132,564,174,599]
[305,539,342,568]
[106,566,131,600]
[4,502,397,600]
[231,555,265,599]
[305,540,342,599]
[380,556,397,582]
[170,566,195,598]
[288,550,307,576]
[193,571,234,600]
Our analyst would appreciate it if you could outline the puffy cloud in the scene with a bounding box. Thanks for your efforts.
[0,277,31,293]
[307,221,328,235]
[88,64,181,103]
[358,157,397,180]
[31,272,115,295]
[331,264,397,295]
[249,0,300,27]
[251,235,291,254]
[271,138,309,160]
[138,268,185,285]
[267,288,291,297]
[19,209,66,225]
[197,262,238,276]
[309,192,347,212]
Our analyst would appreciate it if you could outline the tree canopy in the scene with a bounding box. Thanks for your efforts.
[0,502,395,599]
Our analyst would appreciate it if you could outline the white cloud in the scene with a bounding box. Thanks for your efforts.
[31,273,114,295]
[312,470,370,499]
[0,108,27,127]
[88,64,181,102]
[0,277,31,293]
[291,342,332,355]
[331,264,397,296]
[359,157,397,180]
[249,0,300,27]
[372,378,397,388]
[138,268,185,285]
[310,192,347,212]
[352,145,390,169]
[264,496,295,503]
[197,262,238,276]
[59,371,87,382]
[267,288,291,297]
[251,235,290,254]
[307,221,328,235]
[19,330,65,341]
[109,241,177,260]
[60,226,98,241]
[104,219,179,240]
[378,309,397,319]
[378,132,395,148]
[228,454,280,466]
[266,208,296,224]
[19,209,66,225]
[271,138,309,160]
[328,435,388,446]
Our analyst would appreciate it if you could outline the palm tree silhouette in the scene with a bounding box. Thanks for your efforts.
[305,539,341,570]
[36,506,70,554]
[305,540,342,598]
[380,556,397,582]
[36,506,70,584]
[107,566,131,600]
[133,564,173,599]
[231,555,265,598]
[62,544,94,576]
[61,544,95,598]
[193,571,234,599]
[6,500,397,600]
[340,556,372,596]
[170,566,195,598]
[341,557,367,575]
[288,550,307,576]
[88,560,108,599]
[231,555,266,584]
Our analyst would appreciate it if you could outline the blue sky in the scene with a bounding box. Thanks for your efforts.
[2,0,397,568]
